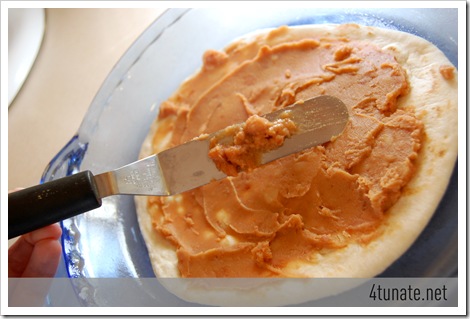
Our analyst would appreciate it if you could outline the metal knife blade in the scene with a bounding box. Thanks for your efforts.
[95,95,349,197]
[8,95,348,239]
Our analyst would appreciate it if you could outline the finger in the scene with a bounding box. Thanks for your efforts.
[21,239,62,277]
[9,224,62,277]
[9,188,23,193]
[8,237,34,277]
[24,223,62,245]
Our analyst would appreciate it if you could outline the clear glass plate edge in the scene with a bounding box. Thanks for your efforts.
[42,8,192,305]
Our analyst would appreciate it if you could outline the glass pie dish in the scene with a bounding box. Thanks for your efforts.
[42,8,458,306]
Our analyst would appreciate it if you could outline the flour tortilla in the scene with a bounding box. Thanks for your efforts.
[135,24,457,306]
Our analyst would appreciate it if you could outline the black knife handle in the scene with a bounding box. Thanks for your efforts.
[8,171,102,239]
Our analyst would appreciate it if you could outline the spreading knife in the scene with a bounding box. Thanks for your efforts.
[8,95,349,239]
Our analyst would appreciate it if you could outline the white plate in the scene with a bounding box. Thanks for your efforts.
[8,8,45,106]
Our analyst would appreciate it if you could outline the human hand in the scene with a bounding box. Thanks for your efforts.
[8,223,62,278]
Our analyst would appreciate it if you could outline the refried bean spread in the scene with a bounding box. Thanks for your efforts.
[208,113,298,176]
[147,25,424,277]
